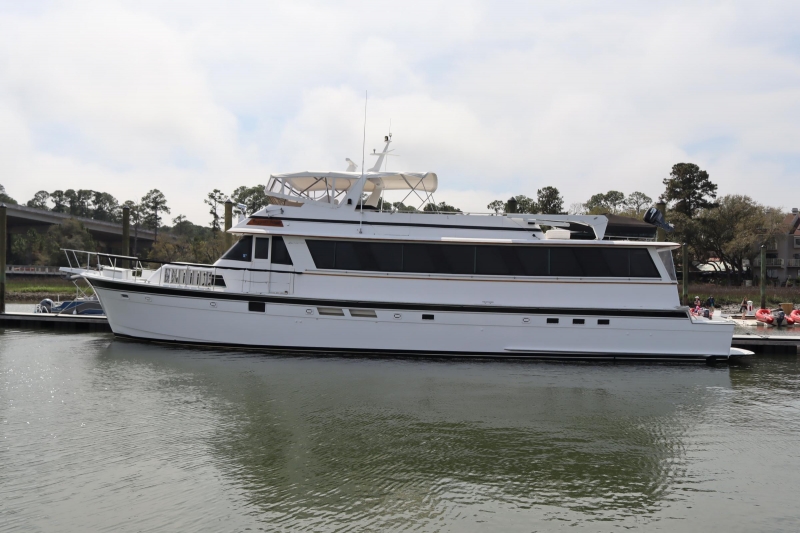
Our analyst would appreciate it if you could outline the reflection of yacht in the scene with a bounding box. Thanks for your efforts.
[63,135,746,362]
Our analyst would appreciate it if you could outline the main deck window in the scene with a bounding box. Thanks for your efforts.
[221,236,253,262]
[306,240,661,278]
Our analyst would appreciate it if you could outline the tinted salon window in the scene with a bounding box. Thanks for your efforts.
[221,236,253,261]
[404,243,474,274]
[271,236,293,265]
[254,237,270,260]
[307,240,336,269]
[629,248,660,277]
[305,239,660,278]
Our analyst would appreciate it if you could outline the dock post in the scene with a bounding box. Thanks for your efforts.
[760,245,766,309]
[224,199,233,249]
[682,242,688,306]
[0,204,6,314]
[122,206,130,269]
[655,202,666,242]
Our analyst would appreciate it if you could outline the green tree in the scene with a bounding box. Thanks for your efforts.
[172,214,188,236]
[518,195,538,213]
[583,190,625,214]
[26,190,50,209]
[624,191,653,216]
[205,189,227,231]
[391,201,417,212]
[536,187,564,214]
[662,163,718,216]
[231,185,270,215]
[423,201,461,213]
[92,191,120,222]
[141,189,170,241]
[0,184,18,204]
[64,189,93,217]
[44,218,97,266]
[692,195,784,284]
[122,200,143,255]
[487,200,505,214]
[50,190,69,213]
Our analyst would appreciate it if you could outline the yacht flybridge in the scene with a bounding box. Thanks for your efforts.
[63,135,747,362]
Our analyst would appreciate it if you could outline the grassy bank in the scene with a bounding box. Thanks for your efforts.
[5,276,92,302]
[685,284,799,306]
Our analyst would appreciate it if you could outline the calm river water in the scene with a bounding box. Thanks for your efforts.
[2,328,799,532]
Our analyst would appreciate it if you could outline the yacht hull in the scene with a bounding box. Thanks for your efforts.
[88,278,734,362]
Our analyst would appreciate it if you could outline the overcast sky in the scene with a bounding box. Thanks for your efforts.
[1,0,798,224]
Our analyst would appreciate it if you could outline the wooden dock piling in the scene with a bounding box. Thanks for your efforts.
[760,245,766,310]
[0,204,6,314]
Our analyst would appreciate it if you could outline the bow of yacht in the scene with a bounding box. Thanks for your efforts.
[62,134,745,362]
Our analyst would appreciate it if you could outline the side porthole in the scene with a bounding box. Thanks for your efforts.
[598,319,610,325]
[547,318,559,324]
[248,302,266,312]
[422,314,434,320]
[573,319,585,325]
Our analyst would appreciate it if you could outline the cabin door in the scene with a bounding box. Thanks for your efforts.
[267,236,294,295]
[249,237,272,295]
[249,236,293,295]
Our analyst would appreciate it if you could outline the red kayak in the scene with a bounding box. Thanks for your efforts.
[791,310,800,323]
[755,309,774,325]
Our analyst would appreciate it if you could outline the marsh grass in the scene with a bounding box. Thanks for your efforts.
[5,276,93,301]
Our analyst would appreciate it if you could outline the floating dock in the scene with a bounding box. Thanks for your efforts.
[731,334,800,354]
[0,312,112,332]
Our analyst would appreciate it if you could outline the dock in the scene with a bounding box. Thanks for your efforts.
[0,312,112,332]
[732,334,800,354]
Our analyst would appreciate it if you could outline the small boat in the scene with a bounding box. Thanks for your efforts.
[756,308,793,327]
[755,308,774,325]
[35,276,105,316]
[37,297,104,315]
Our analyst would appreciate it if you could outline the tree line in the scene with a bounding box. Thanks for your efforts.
[3,163,796,286]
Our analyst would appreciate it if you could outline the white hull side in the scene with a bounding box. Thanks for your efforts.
[92,284,733,360]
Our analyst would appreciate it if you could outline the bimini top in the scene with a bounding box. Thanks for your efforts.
[269,171,438,194]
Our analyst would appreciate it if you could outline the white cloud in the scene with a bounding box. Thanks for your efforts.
[1,0,799,226]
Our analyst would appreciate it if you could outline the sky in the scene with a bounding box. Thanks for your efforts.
[1,0,799,225]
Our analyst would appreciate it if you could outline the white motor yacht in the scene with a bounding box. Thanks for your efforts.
[63,135,748,362]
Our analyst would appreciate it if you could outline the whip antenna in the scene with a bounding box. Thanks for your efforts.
[360,90,367,210]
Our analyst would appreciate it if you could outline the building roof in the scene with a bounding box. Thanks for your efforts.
[781,212,800,235]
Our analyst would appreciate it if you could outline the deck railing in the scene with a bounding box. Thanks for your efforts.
[787,259,800,268]
[754,258,784,267]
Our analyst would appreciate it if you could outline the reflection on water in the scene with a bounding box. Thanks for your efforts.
[2,328,799,532]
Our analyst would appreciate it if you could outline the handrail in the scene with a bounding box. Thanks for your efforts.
[60,248,301,294]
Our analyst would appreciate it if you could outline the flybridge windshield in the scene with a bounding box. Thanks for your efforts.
[306,240,661,278]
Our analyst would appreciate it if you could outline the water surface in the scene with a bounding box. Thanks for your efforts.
[1,328,799,531]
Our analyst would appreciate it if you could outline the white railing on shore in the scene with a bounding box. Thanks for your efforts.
[754,258,784,267]
[6,265,62,275]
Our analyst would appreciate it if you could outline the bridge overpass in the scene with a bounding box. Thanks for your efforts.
[4,203,155,255]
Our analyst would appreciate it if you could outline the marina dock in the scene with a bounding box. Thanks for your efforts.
[0,312,112,332]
